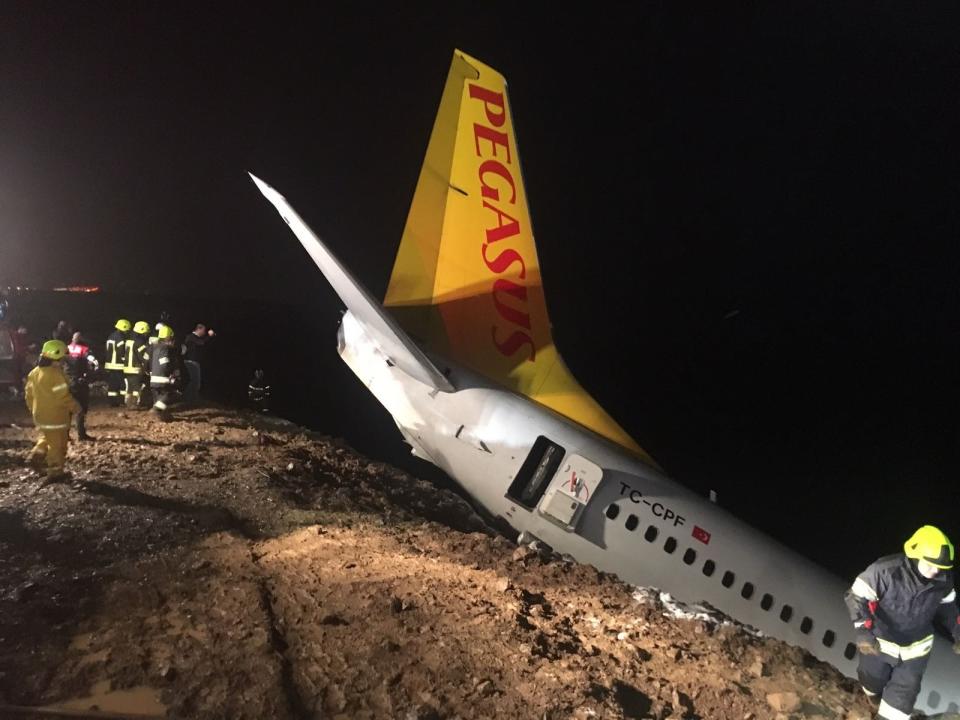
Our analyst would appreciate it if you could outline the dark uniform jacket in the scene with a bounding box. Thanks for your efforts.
[845,553,960,655]
[149,343,177,387]
[124,334,149,375]
[105,330,128,371]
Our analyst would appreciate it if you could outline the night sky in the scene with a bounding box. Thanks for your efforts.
[3,4,959,577]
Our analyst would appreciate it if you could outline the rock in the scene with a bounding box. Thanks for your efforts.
[512,545,536,562]
[748,659,766,677]
[766,691,801,713]
[475,679,495,696]
[494,577,512,592]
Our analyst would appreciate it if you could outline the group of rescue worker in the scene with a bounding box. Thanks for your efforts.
[103,318,179,414]
[22,317,213,481]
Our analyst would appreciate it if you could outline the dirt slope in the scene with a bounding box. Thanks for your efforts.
[0,402,880,719]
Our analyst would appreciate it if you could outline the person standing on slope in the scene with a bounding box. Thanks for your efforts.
[24,340,81,481]
[844,525,960,720]
[149,324,178,421]
[66,331,98,440]
[104,318,131,406]
[181,323,215,405]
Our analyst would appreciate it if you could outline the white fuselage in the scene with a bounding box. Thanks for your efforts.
[338,311,960,715]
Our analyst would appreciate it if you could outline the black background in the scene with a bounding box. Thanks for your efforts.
[3,4,959,580]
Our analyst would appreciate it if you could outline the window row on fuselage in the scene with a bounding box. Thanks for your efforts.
[604,502,856,662]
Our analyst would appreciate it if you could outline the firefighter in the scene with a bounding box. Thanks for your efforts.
[149,324,177,420]
[66,331,98,440]
[104,318,130,406]
[844,525,960,719]
[247,368,271,413]
[24,340,81,480]
[125,321,151,408]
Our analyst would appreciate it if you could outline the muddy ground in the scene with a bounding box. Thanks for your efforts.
[0,400,879,719]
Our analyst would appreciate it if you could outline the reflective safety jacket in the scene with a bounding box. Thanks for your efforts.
[104,330,128,371]
[845,553,960,659]
[24,364,81,429]
[124,334,149,375]
[149,342,177,387]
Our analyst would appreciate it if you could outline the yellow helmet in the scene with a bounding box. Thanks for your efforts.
[904,526,954,569]
[115,318,132,332]
[41,339,67,360]
[133,321,150,335]
[157,324,174,340]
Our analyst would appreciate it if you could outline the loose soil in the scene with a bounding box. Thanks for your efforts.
[0,401,882,719]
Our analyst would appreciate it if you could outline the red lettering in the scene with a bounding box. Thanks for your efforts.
[478,159,516,203]
[492,279,531,329]
[482,243,526,278]
[468,84,506,127]
[473,124,511,162]
[481,201,520,244]
[492,326,536,361]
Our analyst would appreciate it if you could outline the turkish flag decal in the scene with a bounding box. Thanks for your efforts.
[692,526,711,545]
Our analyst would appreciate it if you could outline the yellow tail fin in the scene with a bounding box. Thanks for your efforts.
[385,50,654,464]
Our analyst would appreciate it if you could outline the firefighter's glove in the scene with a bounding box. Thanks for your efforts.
[856,632,880,656]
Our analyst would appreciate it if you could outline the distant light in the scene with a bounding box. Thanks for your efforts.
[52,286,101,293]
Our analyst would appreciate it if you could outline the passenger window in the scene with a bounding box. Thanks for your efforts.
[605,504,620,520]
[682,549,696,565]
[625,514,639,531]
[664,537,677,553]
[721,571,735,588]
[800,617,813,634]
[644,526,658,542]
[740,583,754,599]
[760,594,774,611]
[822,630,836,647]
[780,605,793,622]
[702,560,716,576]
[844,643,856,660]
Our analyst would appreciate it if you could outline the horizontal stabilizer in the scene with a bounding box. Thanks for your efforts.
[249,173,454,393]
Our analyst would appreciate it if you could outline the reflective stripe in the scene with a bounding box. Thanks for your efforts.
[154,401,167,410]
[877,698,911,720]
[51,383,68,392]
[159,357,170,365]
[151,376,171,384]
[861,687,877,698]
[104,363,125,370]
[851,577,878,601]
[854,619,868,628]
[877,634,934,660]
[942,589,956,603]
[107,391,119,397]
[37,423,69,430]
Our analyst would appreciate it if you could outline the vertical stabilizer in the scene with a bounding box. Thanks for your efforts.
[385,50,655,464]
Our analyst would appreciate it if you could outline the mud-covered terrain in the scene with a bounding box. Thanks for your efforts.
[0,401,879,719]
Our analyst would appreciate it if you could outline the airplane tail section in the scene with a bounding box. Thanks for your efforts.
[385,50,654,463]
[250,173,454,393]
